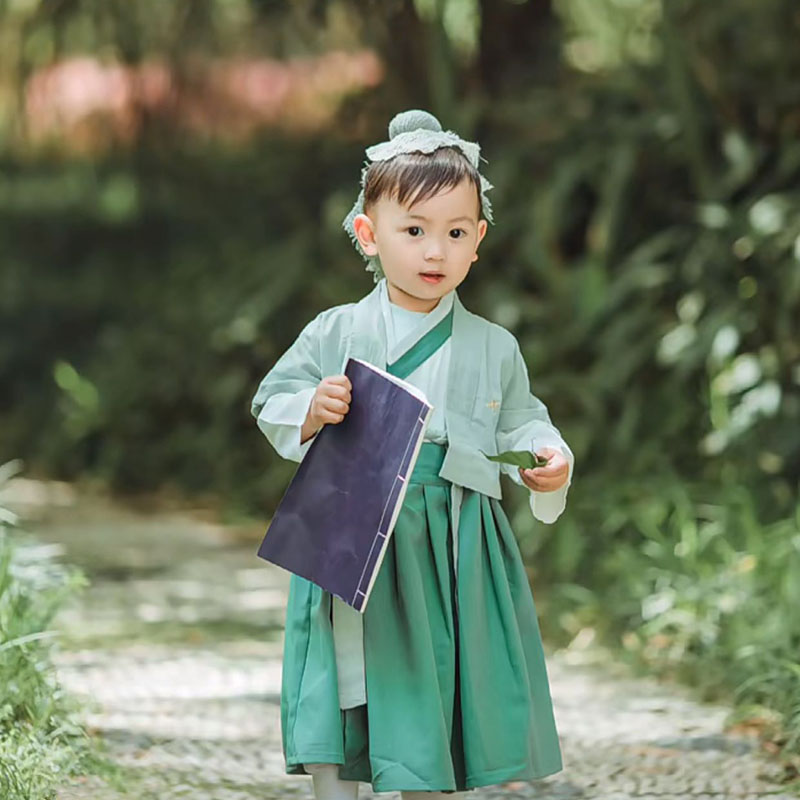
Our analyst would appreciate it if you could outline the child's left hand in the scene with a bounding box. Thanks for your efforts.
[518,447,569,492]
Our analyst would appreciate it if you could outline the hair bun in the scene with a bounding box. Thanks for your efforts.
[388,109,442,140]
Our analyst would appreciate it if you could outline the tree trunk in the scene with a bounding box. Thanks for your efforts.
[477,0,560,95]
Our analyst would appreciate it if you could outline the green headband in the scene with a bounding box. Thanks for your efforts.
[342,109,495,283]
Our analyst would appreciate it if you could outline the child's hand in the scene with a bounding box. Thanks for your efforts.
[308,375,352,430]
[518,446,569,492]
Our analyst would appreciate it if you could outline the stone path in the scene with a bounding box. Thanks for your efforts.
[4,481,797,800]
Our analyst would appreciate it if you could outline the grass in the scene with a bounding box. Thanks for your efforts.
[0,459,125,800]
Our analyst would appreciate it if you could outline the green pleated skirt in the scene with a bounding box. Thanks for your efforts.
[279,443,563,793]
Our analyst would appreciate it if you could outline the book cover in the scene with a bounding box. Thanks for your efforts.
[256,357,433,612]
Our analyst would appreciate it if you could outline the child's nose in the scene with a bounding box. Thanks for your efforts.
[424,240,446,260]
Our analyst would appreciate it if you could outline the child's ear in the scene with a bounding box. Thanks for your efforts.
[353,213,378,256]
[471,219,489,262]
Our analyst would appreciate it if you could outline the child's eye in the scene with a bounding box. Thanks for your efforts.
[404,226,467,239]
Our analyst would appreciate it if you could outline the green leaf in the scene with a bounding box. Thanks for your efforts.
[480,449,549,469]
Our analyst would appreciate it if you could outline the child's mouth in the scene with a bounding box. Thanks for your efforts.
[420,272,445,284]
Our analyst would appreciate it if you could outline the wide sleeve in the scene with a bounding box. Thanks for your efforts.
[495,337,574,524]
[250,314,323,463]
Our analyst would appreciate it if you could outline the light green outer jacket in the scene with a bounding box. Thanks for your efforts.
[250,280,573,504]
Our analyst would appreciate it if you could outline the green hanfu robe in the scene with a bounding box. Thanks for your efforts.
[254,280,569,793]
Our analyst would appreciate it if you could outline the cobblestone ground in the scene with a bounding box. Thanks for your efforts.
[7,482,797,800]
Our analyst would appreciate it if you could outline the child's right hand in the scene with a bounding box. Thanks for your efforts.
[307,375,352,430]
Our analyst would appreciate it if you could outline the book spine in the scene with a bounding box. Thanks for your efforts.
[352,401,434,613]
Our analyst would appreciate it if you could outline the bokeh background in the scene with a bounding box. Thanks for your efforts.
[1,0,800,790]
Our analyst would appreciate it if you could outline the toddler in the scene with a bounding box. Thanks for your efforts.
[251,109,574,799]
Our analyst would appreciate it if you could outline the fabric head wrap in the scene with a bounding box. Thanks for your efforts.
[342,109,494,283]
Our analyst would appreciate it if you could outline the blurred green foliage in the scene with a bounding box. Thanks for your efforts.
[0,0,799,756]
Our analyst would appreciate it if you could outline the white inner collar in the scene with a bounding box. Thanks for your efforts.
[379,278,455,365]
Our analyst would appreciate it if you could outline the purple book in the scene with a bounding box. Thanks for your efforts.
[256,357,433,613]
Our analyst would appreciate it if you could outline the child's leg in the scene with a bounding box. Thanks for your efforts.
[305,763,359,800]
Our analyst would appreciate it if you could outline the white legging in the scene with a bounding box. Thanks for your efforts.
[304,763,467,800]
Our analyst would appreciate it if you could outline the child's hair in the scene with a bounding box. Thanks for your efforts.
[362,147,483,219]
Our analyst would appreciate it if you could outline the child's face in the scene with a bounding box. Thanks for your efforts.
[353,177,488,312]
